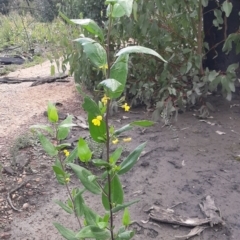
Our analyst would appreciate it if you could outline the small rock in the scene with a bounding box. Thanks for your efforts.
[27,191,34,196]
[25,183,31,188]
[22,203,29,210]
[11,194,17,200]
[17,178,23,184]
[35,178,40,182]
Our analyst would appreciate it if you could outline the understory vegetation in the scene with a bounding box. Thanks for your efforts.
[1,0,239,119]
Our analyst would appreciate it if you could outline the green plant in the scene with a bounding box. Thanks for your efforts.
[32,1,166,239]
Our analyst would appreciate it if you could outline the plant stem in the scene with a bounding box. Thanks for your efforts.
[105,5,114,240]
[54,124,82,229]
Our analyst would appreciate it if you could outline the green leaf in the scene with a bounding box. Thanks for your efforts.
[130,120,155,127]
[208,70,219,82]
[78,138,92,162]
[47,102,58,123]
[74,190,85,217]
[30,125,53,135]
[110,3,127,18]
[55,143,71,151]
[74,38,107,68]
[52,165,66,185]
[92,159,111,168]
[83,205,100,225]
[53,223,78,240]
[37,132,58,156]
[102,174,124,210]
[118,142,146,175]
[110,147,123,164]
[55,200,73,214]
[222,0,232,17]
[98,79,123,98]
[133,1,138,21]
[59,11,75,25]
[88,113,106,143]
[68,163,101,194]
[57,115,73,140]
[50,65,55,76]
[116,0,134,17]
[118,230,135,239]
[116,46,167,63]
[122,208,131,226]
[71,19,104,42]
[82,96,101,115]
[110,54,129,92]
[76,226,111,239]
[114,124,133,136]
[112,200,139,213]
[65,146,78,163]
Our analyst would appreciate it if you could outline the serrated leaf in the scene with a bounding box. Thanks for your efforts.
[102,174,124,210]
[68,163,101,194]
[71,19,104,42]
[116,46,167,63]
[37,132,58,156]
[53,223,78,240]
[118,142,146,175]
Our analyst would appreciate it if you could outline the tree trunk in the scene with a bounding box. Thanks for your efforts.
[203,0,240,72]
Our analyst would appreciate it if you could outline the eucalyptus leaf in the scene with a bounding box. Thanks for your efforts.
[71,19,104,41]
[116,46,167,63]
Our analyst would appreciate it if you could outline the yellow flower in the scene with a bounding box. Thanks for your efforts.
[121,103,130,112]
[101,94,110,105]
[63,149,70,157]
[112,138,119,144]
[92,115,103,126]
[65,177,70,183]
[99,64,108,70]
[123,137,132,142]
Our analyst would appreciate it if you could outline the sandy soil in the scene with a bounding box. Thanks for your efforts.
[1,61,240,240]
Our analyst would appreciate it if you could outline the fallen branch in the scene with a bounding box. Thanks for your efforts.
[0,74,69,85]
[143,196,224,239]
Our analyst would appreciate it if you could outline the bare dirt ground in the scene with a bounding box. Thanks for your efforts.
[1,61,240,240]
